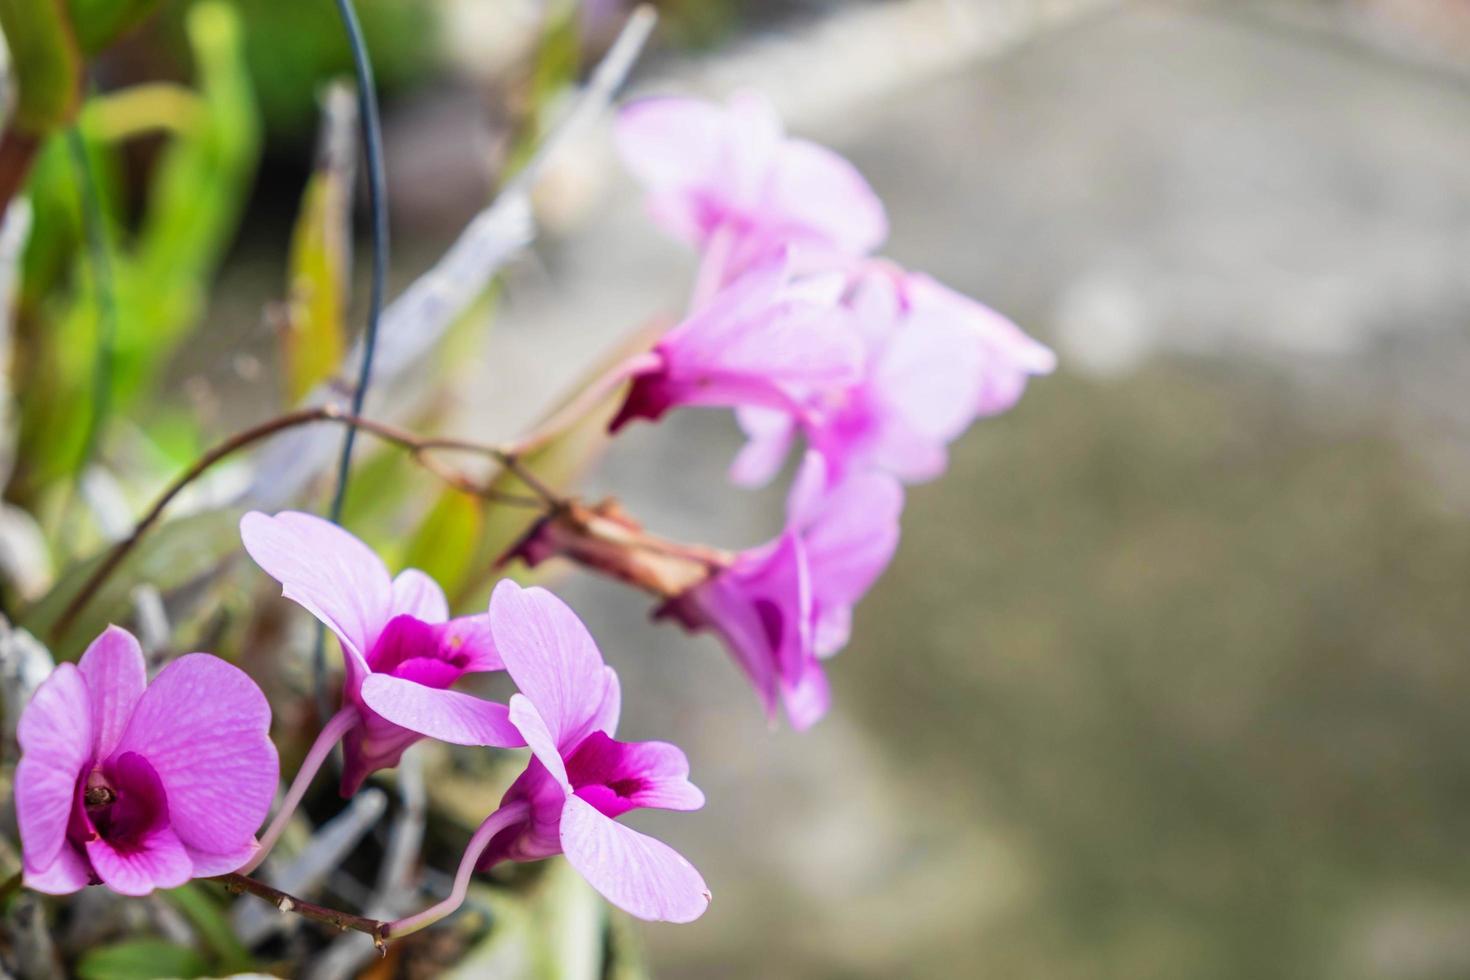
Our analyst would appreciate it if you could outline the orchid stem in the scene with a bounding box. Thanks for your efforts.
[239,706,360,876]
[47,406,546,643]
[214,872,386,946]
[379,801,530,940]
[502,351,661,458]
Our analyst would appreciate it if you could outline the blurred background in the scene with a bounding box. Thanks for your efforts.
[6,0,1470,977]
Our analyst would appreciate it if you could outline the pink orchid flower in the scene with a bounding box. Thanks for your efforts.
[610,254,864,433]
[661,454,902,729]
[241,512,523,795]
[379,580,708,935]
[731,265,1057,488]
[16,626,277,896]
[615,92,888,291]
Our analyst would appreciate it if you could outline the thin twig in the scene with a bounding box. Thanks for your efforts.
[215,873,386,947]
[48,407,545,642]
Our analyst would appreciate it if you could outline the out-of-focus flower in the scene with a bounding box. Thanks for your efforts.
[615,92,888,289]
[470,581,709,922]
[241,512,522,795]
[661,454,903,729]
[732,266,1057,488]
[16,627,277,895]
[610,255,863,432]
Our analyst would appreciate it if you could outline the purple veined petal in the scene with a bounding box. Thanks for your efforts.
[508,693,571,792]
[490,581,612,748]
[430,614,503,673]
[185,840,258,877]
[86,824,192,896]
[559,795,710,923]
[765,137,888,258]
[76,626,147,761]
[587,667,621,739]
[114,654,278,856]
[391,569,449,623]
[240,511,393,660]
[799,470,903,608]
[23,843,91,895]
[780,657,831,732]
[731,407,797,489]
[15,663,94,872]
[566,730,705,816]
[360,674,525,748]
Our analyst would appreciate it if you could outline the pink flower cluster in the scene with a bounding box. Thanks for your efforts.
[12,91,1049,936]
[600,93,1052,729]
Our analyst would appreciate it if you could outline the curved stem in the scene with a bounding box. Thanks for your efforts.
[213,872,385,945]
[380,800,530,940]
[47,406,547,643]
[502,351,661,458]
[239,706,360,876]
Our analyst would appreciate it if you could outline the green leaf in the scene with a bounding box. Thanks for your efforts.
[75,939,208,980]
[282,169,348,403]
[403,488,484,597]
[20,507,245,658]
[65,0,163,54]
[162,883,254,974]
[0,0,80,133]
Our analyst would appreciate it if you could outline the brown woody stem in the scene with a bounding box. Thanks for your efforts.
[213,873,386,948]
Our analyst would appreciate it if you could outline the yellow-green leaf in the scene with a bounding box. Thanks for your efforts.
[282,173,348,402]
[0,0,80,133]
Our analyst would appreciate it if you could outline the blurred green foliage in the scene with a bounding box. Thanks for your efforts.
[159,0,435,142]
[12,0,258,506]
[0,0,81,134]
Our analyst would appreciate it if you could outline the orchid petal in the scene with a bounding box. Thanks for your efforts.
[391,569,449,623]
[731,407,796,488]
[567,730,705,816]
[781,658,831,731]
[240,511,392,660]
[15,664,93,872]
[431,614,503,672]
[23,844,91,895]
[767,138,887,257]
[184,840,258,877]
[360,674,524,748]
[560,795,710,923]
[490,581,612,748]
[800,471,903,608]
[76,625,146,761]
[86,824,192,896]
[115,654,277,855]
[508,693,570,793]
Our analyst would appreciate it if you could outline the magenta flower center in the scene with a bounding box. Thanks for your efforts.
[366,615,467,689]
[72,752,169,852]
